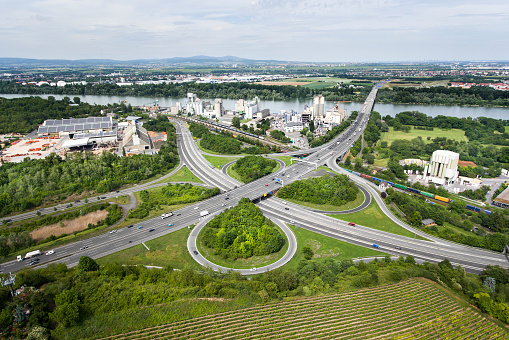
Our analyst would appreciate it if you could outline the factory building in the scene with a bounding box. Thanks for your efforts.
[424,150,459,185]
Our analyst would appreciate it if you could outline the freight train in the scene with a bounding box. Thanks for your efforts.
[344,169,492,215]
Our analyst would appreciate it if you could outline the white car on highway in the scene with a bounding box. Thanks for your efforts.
[46,250,55,255]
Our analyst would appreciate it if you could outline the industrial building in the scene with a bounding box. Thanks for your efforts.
[184,93,225,118]
[494,186,509,209]
[121,121,154,154]
[313,95,325,119]
[37,117,115,138]
[424,150,459,185]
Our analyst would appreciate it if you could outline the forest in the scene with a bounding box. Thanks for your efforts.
[277,174,359,206]
[0,96,107,134]
[0,80,371,101]
[377,86,509,107]
[0,125,178,217]
[201,198,285,259]
[231,156,277,183]
[1,253,508,339]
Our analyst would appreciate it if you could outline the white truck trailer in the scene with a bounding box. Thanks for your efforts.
[17,250,41,261]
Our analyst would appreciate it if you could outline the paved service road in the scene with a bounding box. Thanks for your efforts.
[187,211,297,275]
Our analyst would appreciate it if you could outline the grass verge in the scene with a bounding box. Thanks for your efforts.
[273,155,293,166]
[279,191,365,212]
[380,126,467,145]
[97,226,202,270]
[328,200,428,240]
[282,225,386,271]
[107,195,130,205]
[158,167,204,184]
[203,155,240,169]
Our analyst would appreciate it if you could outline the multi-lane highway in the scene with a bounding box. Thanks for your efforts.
[3,83,508,275]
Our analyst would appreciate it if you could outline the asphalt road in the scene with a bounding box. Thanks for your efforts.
[4,83,508,275]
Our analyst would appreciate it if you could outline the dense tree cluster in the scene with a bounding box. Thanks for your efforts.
[189,122,280,154]
[458,185,491,201]
[1,254,508,338]
[141,115,173,132]
[0,125,178,217]
[269,130,290,143]
[200,133,242,154]
[377,86,509,107]
[202,198,285,259]
[128,184,220,219]
[278,174,359,206]
[231,156,277,183]
[0,96,107,134]
[386,188,509,250]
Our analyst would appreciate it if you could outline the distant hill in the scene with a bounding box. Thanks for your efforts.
[0,56,283,67]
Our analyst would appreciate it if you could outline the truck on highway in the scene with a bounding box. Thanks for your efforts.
[161,212,173,219]
[17,250,41,261]
[200,210,209,217]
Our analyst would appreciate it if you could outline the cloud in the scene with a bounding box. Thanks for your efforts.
[0,0,507,61]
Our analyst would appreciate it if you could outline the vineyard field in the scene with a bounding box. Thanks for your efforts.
[98,278,509,340]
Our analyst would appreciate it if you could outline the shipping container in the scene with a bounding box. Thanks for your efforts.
[421,191,434,198]
[434,195,449,203]
[394,183,406,190]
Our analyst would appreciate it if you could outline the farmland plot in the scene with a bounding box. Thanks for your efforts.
[98,279,509,340]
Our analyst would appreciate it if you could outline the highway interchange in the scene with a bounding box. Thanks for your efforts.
[2,83,509,275]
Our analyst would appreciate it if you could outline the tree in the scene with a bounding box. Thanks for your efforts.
[77,256,99,272]
[354,158,363,170]
[409,211,422,227]
[302,246,314,260]
[73,97,80,104]
[365,154,375,164]
[232,116,241,128]
[49,288,80,327]
[309,120,315,132]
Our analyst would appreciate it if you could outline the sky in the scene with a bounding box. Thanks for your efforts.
[1,0,508,62]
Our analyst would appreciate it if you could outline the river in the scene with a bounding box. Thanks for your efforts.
[1,93,509,119]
